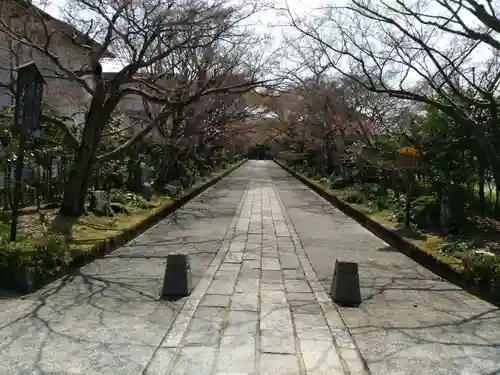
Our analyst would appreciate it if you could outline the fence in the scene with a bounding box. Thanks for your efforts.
[0,156,107,211]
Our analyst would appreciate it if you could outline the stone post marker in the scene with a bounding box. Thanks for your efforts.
[162,253,192,297]
[330,260,361,307]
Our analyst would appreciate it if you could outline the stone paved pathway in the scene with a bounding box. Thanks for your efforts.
[1,161,498,375]
[0,168,248,375]
[273,162,500,375]
[145,177,365,375]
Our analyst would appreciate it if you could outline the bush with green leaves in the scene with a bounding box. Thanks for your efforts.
[108,190,155,209]
[462,253,500,290]
[327,169,356,189]
[392,194,440,229]
[369,184,391,210]
[0,233,70,278]
[341,186,366,204]
[278,151,311,168]
[440,237,477,256]
[182,169,197,188]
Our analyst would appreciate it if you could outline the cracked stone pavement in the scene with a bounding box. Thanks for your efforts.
[0,161,498,375]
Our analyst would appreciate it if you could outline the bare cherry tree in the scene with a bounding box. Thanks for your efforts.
[140,31,271,186]
[282,0,500,183]
[0,0,268,217]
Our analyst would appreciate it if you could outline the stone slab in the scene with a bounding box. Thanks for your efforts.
[224,311,259,336]
[261,330,296,354]
[292,313,334,341]
[282,269,305,279]
[231,292,259,311]
[260,353,301,375]
[260,290,288,307]
[215,336,256,374]
[261,307,294,332]
[242,259,261,268]
[144,348,176,375]
[261,270,283,283]
[286,292,316,302]
[182,307,226,345]
[207,279,236,295]
[261,282,285,291]
[225,252,244,263]
[169,347,217,375]
[262,258,281,271]
[284,279,311,293]
[235,278,260,293]
[289,300,323,314]
[299,340,344,375]
[201,294,231,308]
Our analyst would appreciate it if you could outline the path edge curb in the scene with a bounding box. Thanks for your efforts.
[7,159,248,294]
[274,159,499,307]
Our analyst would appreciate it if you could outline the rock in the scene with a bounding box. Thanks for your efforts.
[142,182,153,200]
[473,249,495,257]
[88,190,114,216]
[44,202,60,209]
[164,185,179,196]
[110,202,130,215]
[440,184,465,233]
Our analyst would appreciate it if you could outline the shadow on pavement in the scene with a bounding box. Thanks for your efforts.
[0,165,251,375]
[272,161,500,375]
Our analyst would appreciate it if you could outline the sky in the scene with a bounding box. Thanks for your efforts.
[31,0,498,90]
[32,0,331,73]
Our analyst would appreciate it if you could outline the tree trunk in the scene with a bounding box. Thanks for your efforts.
[467,120,500,191]
[59,122,101,217]
[478,162,485,216]
[59,99,115,216]
[154,143,170,189]
[154,143,182,189]
[496,181,499,213]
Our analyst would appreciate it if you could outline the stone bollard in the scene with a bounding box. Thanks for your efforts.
[162,253,192,298]
[330,260,361,307]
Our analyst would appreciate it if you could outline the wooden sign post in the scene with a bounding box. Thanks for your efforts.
[395,147,420,229]
[10,62,44,242]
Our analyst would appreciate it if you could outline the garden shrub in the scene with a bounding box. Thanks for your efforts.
[279,151,308,168]
[412,195,441,229]
[462,253,500,290]
[366,184,390,210]
[363,183,387,199]
[200,166,211,176]
[328,174,353,189]
[304,166,317,178]
[440,237,476,256]
[341,187,366,204]
[0,233,70,279]
[109,190,154,209]
[182,169,197,188]
[392,194,440,229]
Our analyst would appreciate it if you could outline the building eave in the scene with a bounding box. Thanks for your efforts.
[10,0,116,58]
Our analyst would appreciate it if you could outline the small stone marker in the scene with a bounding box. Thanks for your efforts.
[330,260,361,307]
[162,253,192,297]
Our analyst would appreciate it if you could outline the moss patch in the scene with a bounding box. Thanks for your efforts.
[4,161,245,258]
[70,198,172,249]
[10,196,173,253]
